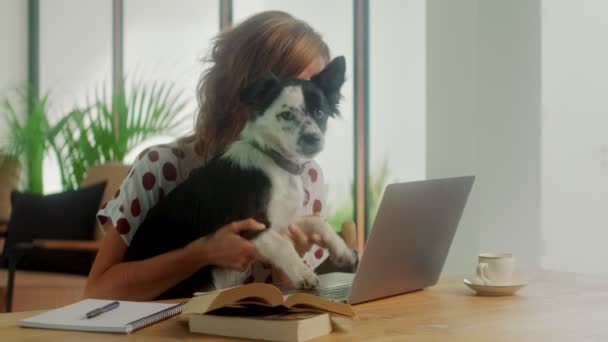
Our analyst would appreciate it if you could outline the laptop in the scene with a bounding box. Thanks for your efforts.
[286,176,475,304]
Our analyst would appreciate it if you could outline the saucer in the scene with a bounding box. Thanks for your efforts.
[464,277,527,296]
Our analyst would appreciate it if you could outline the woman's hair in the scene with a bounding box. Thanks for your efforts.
[181,11,330,161]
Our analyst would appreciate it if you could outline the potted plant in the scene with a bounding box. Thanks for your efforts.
[1,86,52,194]
[50,78,188,190]
[0,86,53,221]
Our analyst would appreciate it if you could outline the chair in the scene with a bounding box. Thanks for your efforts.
[0,154,21,226]
[339,221,357,251]
[0,162,129,312]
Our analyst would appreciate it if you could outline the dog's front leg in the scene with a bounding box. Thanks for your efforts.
[296,216,356,267]
[254,229,319,289]
[212,267,250,290]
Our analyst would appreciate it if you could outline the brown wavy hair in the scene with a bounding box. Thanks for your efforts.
[181,11,330,161]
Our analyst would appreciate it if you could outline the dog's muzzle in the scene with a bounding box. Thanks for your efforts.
[298,134,323,156]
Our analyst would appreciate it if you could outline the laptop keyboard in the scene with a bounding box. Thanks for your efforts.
[316,284,352,302]
[281,284,352,302]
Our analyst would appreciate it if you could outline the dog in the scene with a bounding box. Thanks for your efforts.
[123,56,355,298]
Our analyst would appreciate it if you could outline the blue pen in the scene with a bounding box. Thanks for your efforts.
[85,301,120,319]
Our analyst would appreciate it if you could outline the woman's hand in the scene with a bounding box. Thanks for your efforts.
[286,224,325,257]
[271,224,326,284]
[187,218,266,271]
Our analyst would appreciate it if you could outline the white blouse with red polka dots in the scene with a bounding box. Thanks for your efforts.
[97,140,330,284]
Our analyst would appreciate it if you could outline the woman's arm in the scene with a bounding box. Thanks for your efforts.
[85,219,265,300]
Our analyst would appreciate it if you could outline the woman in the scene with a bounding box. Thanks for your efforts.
[85,11,335,300]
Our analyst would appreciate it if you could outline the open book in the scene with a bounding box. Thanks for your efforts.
[183,283,355,342]
[183,283,355,317]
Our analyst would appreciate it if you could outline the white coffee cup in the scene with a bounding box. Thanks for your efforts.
[476,253,514,285]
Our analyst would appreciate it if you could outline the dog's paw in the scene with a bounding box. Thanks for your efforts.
[299,272,320,289]
[290,266,320,289]
[330,248,357,268]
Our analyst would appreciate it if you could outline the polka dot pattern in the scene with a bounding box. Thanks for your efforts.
[308,168,318,183]
[113,189,120,199]
[116,218,131,234]
[163,162,177,181]
[142,172,156,190]
[303,190,310,206]
[98,215,108,225]
[131,198,141,217]
[313,199,322,213]
[119,205,124,213]
[147,150,159,162]
[314,248,324,259]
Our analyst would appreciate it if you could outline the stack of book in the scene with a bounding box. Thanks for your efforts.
[182,283,356,342]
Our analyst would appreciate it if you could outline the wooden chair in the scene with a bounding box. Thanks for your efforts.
[0,155,21,228]
[339,221,357,251]
[29,161,131,252]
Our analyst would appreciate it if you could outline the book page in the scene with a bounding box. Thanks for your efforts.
[184,283,284,315]
[185,283,355,317]
[283,293,356,317]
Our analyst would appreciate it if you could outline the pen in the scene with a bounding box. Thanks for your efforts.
[85,301,120,319]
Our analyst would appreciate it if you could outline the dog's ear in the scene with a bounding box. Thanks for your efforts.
[311,56,346,114]
[240,73,282,113]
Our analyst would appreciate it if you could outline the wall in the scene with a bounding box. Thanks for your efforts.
[542,0,608,275]
[427,0,542,275]
[426,0,480,275]
[477,0,541,272]
[0,0,28,142]
[369,0,426,192]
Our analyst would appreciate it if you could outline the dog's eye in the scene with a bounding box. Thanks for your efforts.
[313,110,324,119]
[278,111,294,120]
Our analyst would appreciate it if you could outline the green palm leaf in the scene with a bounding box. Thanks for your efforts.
[1,85,51,193]
[50,78,188,190]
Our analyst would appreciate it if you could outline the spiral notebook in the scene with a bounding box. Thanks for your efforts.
[19,299,185,334]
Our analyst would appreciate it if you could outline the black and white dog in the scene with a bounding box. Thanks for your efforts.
[123,56,355,298]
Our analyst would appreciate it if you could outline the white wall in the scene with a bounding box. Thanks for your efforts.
[542,0,608,275]
[477,0,541,272]
[427,0,480,275]
[427,0,541,275]
[370,0,426,189]
[0,0,28,142]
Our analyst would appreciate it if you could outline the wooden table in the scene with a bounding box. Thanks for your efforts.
[1,271,607,341]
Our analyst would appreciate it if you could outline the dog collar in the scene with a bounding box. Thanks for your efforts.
[249,142,307,175]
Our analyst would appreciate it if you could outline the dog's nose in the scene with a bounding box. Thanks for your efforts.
[300,134,320,146]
